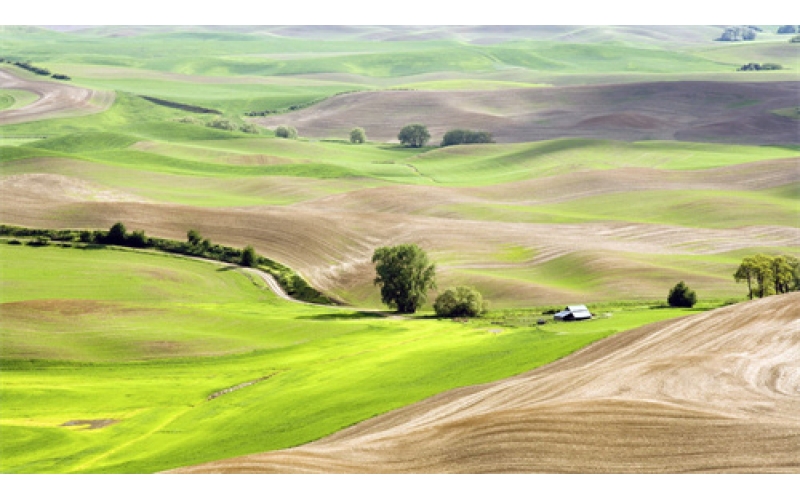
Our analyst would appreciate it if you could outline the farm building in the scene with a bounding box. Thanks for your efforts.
[554,305,593,321]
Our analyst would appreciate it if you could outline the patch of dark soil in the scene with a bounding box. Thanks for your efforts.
[61,419,118,429]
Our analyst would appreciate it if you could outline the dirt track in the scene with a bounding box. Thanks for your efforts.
[0,68,114,125]
[167,293,800,473]
[254,81,800,145]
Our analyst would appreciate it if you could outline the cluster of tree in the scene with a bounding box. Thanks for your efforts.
[0,58,71,80]
[440,129,494,147]
[667,281,697,308]
[275,125,298,139]
[777,25,800,34]
[397,124,495,148]
[734,254,799,300]
[0,223,331,304]
[716,26,758,41]
[738,62,783,71]
[372,243,487,317]
[204,119,260,134]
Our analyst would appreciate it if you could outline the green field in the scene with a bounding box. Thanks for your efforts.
[0,243,706,473]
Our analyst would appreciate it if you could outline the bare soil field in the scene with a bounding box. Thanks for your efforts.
[254,81,799,145]
[0,69,115,125]
[167,293,800,473]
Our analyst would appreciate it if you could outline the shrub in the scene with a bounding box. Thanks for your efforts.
[240,123,260,134]
[175,116,204,125]
[275,125,298,139]
[27,236,50,247]
[350,127,366,144]
[667,281,697,308]
[105,222,127,245]
[206,118,238,131]
[7,239,21,245]
[434,285,485,318]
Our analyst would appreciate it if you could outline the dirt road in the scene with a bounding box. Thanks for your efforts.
[167,293,800,473]
[0,68,114,125]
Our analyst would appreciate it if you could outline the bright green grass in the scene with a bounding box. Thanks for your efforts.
[772,107,800,119]
[0,243,704,473]
[0,89,39,111]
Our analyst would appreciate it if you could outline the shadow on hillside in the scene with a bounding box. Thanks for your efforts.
[295,311,386,321]
[215,265,238,272]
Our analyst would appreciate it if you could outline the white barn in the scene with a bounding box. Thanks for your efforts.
[553,305,592,321]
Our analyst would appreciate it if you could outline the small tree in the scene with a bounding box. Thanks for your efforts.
[241,245,257,267]
[372,244,436,313]
[434,286,485,318]
[398,124,430,148]
[350,127,366,144]
[187,229,202,246]
[667,281,697,308]
[275,125,298,139]
[106,222,127,245]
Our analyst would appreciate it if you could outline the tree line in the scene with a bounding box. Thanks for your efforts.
[1,223,331,304]
[0,58,70,80]
[734,254,799,300]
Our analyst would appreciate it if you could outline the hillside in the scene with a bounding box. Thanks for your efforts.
[168,293,800,473]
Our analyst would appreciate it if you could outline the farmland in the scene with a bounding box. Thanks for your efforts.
[1,24,798,473]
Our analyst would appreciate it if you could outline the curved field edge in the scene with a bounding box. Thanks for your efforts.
[0,243,707,473]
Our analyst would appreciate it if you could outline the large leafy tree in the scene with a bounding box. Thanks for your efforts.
[398,124,430,148]
[372,244,436,313]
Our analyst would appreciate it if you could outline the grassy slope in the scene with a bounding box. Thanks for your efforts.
[0,244,704,473]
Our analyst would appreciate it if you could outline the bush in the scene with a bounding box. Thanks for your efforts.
[240,123,260,134]
[434,285,485,318]
[667,281,697,308]
[275,125,298,139]
[7,239,21,245]
[175,116,204,125]
[350,127,366,144]
[105,222,127,245]
[27,236,50,247]
[398,124,430,148]
[441,129,494,147]
[206,119,238,131]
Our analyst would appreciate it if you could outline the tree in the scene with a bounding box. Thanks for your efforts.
[187,229,202,246]
[106,222,127,245]
[441,129,494,147]
[275,125,297,139]
[372,244,436,313]
[241,245,257,267]
[667,281,697,308]
[734,254,779,299]
[350,127,366,144]
[434,286,485,318]
[398,124,430,148]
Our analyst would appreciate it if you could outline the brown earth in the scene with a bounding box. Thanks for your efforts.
[0,68,115,125]
[254,81,800,145]
[166,293,800,473]
[1,157,797,305]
